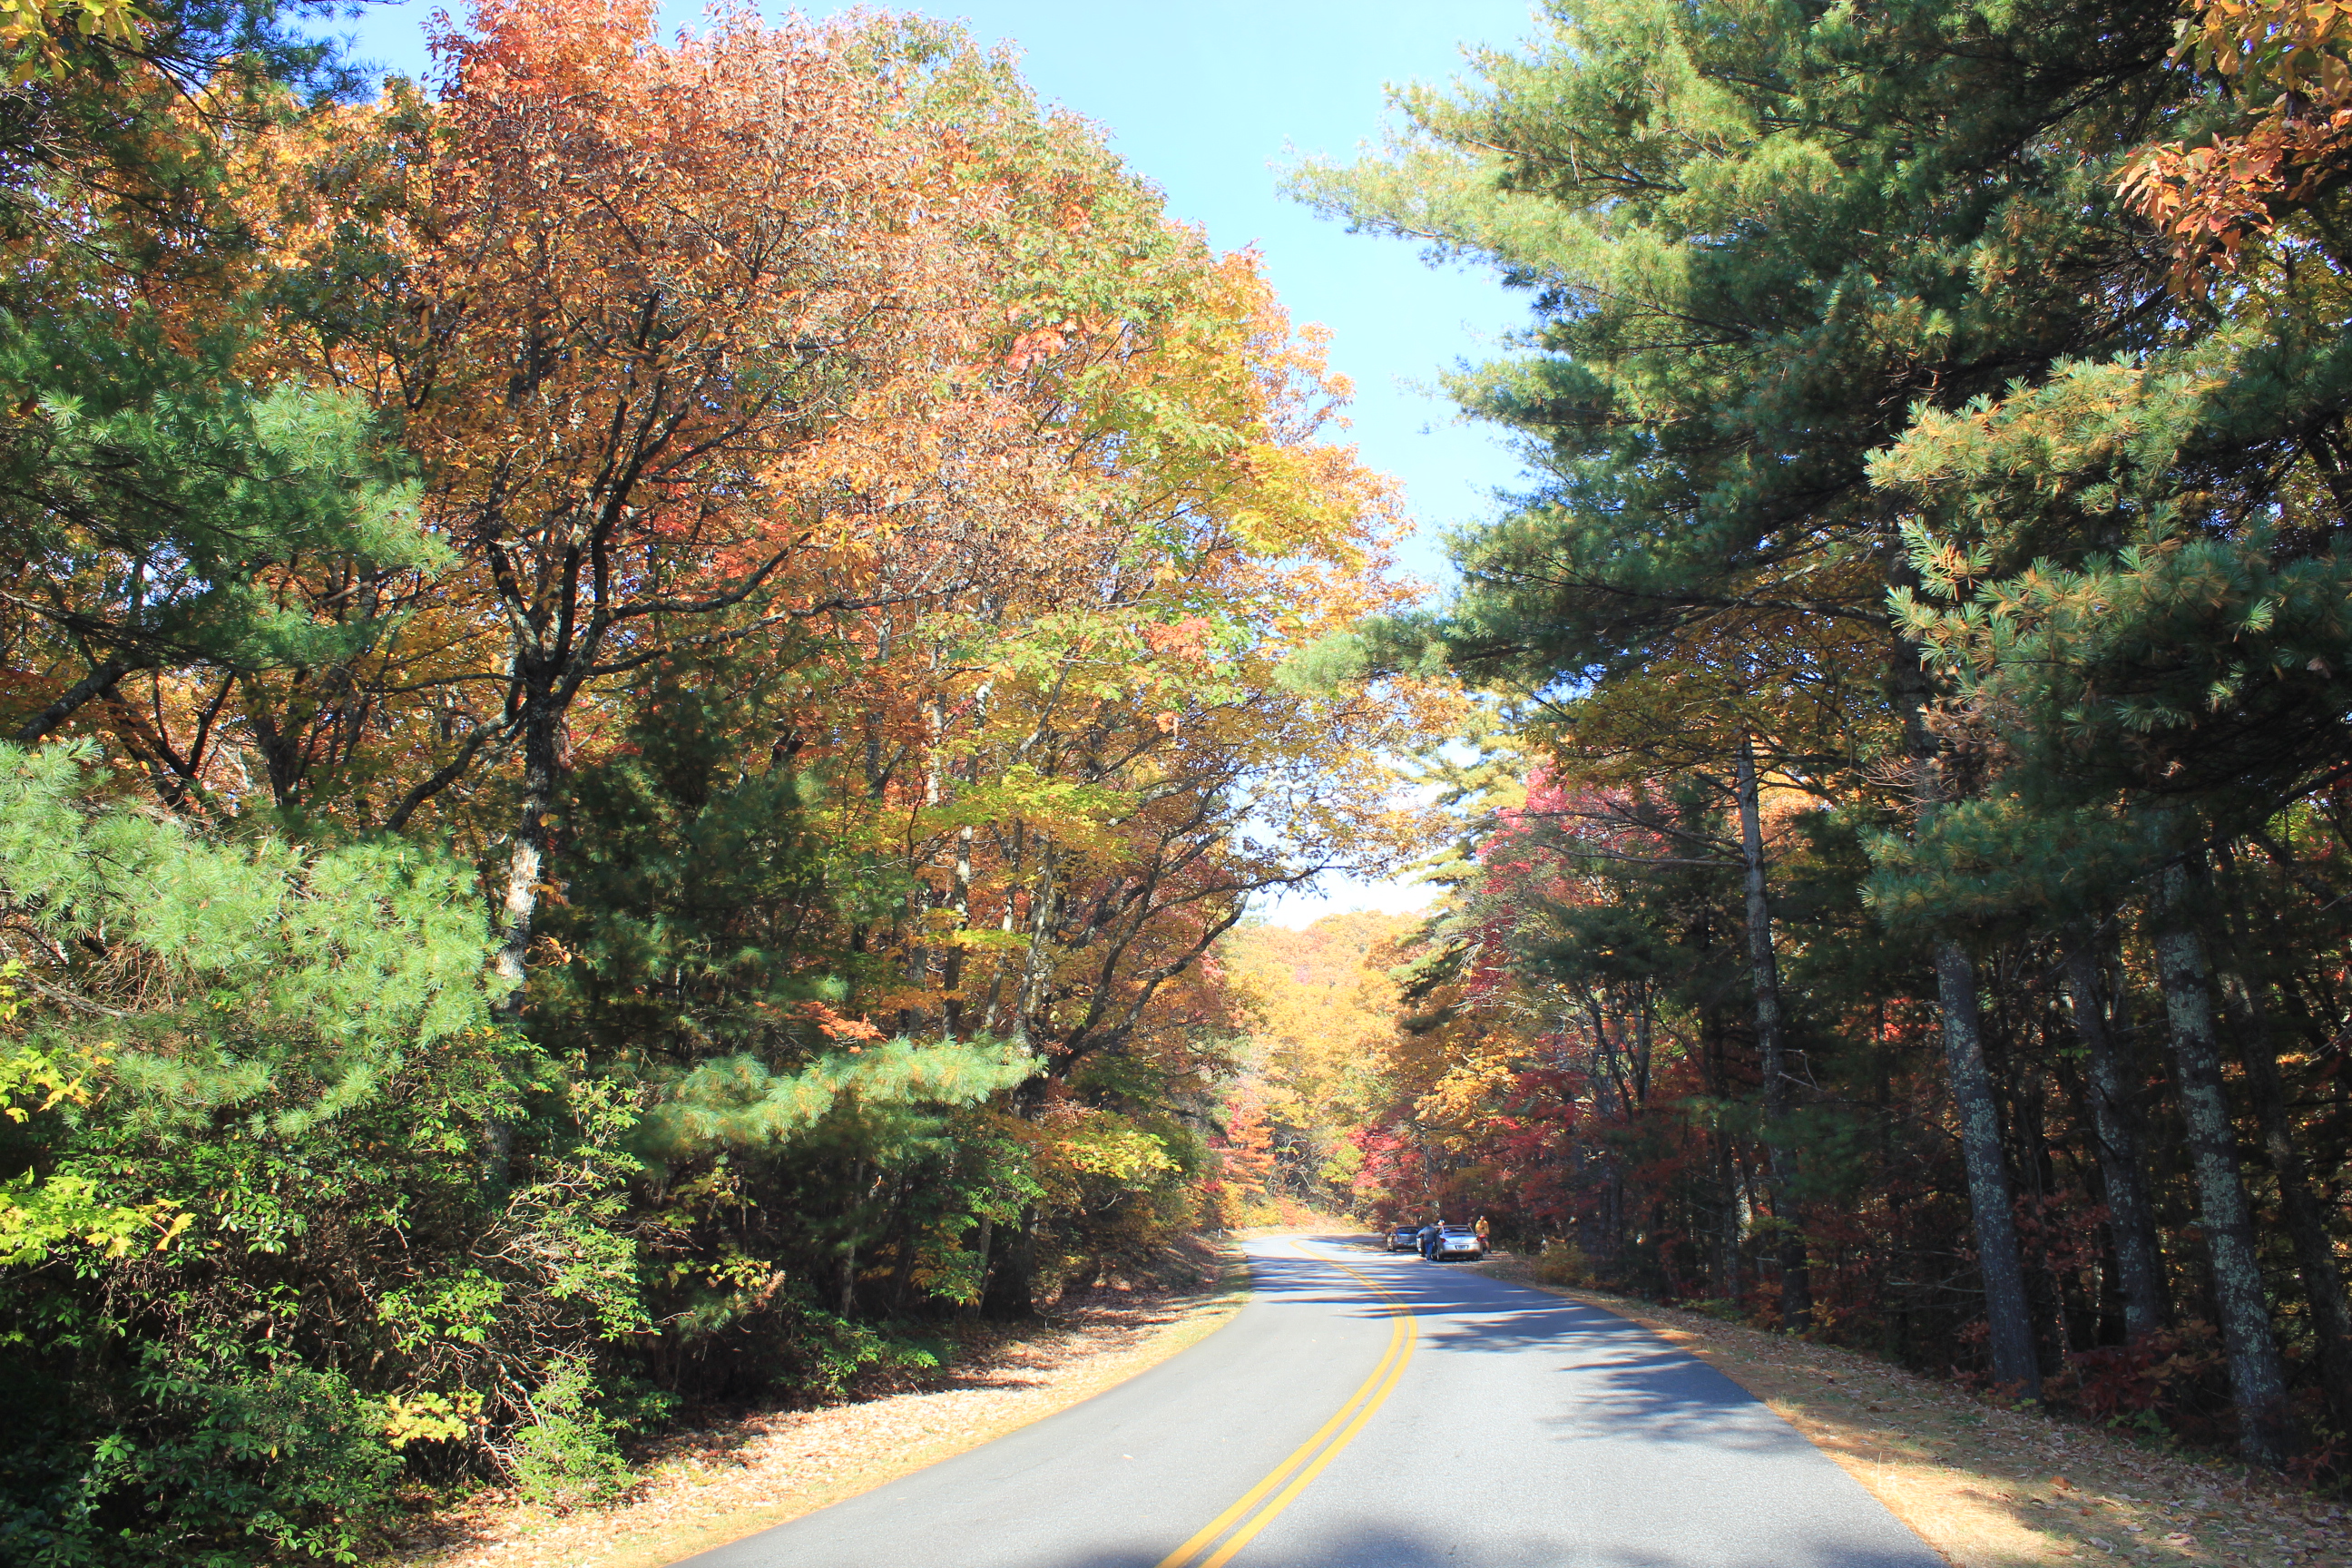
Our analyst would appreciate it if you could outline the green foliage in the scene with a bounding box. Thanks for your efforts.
[0,982,187,1266]
[0,740,500,1121]
[506,1359,630,1512]
[1862,797,2166,935]
[635,1042,1040,1164]
[8,1355,405,1567]
[1295,0,2194,704]
[0,741,626,1561]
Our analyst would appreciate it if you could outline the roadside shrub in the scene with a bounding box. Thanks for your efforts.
[7,1361,399,1567]
[1533,1238,1596,1288]
[506,1360,630,1511]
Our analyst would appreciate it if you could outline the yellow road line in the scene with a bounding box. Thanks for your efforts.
[1154,1241,1418,1568]
[1151,1287,1403,1568]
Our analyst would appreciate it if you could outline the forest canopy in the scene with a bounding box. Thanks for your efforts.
[0,2,1446,1558]
[8,0,2352,1556]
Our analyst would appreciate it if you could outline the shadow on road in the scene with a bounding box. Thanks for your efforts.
[999,1515,1935,1568]
[1261,1240,1809,1458]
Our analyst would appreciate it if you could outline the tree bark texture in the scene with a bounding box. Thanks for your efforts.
[484,698,560,1204]
[1934,938,2043,1398]
[494,701,562,1013]
[1736,731,1810,1328]
[2229,977,2352,1435]
[2151,855,2298,1465]
[961,1211,994,1321]
[2060,938,2170,1340]
[2210,845,2352,1434]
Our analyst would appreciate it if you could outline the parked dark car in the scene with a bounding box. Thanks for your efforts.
[1429,1224,1485,1261]
[1385,1225,1419,1252]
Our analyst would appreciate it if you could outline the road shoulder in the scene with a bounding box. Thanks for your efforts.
[385,1257,1248,1568]
[1470,1254,2345,1568]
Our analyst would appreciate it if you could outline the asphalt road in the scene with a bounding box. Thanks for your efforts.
[675,1234,1944,1568]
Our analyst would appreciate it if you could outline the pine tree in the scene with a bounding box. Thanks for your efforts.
[1295,0,2201,1403]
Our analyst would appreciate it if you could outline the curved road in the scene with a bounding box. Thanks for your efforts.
[678,1234,1941,1568]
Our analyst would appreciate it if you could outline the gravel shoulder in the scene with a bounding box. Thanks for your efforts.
[383,1255,1246,1568]
[1471,1253,2347,1568]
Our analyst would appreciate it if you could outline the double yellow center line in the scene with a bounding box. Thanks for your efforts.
[1152,1241,1418,1568]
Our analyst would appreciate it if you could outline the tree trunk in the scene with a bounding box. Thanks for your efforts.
[886,1173,916,1313]
[483,693,560,1202]
[1717,1127,1743,1301]
[1736,731,1810,1328]
[1002,848,1057,1049]
[943,822,974,1037]
[961,1211,993,1321]
[840,1157,867,1318]
[494,697,562,1011]
[2211,844,2352,1435]
[1935,937,2043,1398]
[1891,598,2038,1396]
[2229,976,2352,1435]
[2151,853,2298,1465]
[2061,936,2170,1340]
[1700,1014,1742,1302]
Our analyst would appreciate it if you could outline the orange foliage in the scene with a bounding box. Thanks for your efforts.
[2120,0,2352,285]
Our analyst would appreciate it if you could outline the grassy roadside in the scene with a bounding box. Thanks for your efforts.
[384,1244,1250,1568]
[1469,1252,2346,1568]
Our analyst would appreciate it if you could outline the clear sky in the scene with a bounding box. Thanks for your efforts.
[327,1,1537,926]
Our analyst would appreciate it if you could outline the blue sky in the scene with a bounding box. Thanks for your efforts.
[328,1,1536,922]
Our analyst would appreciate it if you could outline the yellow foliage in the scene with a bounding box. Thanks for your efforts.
[1218,911,1418,1207]
[377,1389,483,1448]
[0,0,140,82]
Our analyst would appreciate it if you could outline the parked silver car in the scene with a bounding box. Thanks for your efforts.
[1384,1224,1420,1252]
[1428,1224,1485,1261]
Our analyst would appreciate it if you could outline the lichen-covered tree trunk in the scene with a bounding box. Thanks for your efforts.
[1736,731,1809,1328]
[961,1211,994,1322]
[1933,939,2043,1397]
[1716,1128,1743,1301]
[1700,1014,1743,1302]
[2151,855,2298,1465]
[1896,627,2041,1399]
[2060,936,2169,1340]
